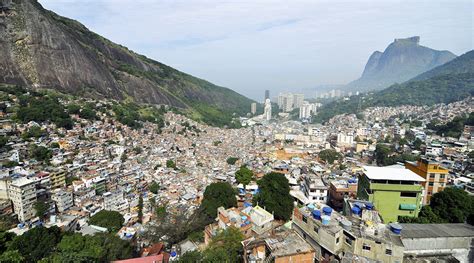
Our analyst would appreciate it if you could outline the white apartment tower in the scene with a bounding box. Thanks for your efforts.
[250,102,257,115]
[263,99,272,121]
[8,177,37,222]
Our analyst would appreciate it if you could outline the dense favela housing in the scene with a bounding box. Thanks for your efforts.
[0,84,473,262]
[0,1,473,262]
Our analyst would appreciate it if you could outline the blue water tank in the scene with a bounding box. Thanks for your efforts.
[170,251,177,257]
[366,202,374,210]
[307,203,315,211]
[390,223,403,234]
[355,202,364,209]
[244,202,252,208]
[322,206,333,216]
[351,206,361,215]
[312,210,321,220]
[321,215,331,225]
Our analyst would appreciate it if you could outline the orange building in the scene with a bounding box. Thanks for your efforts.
[405,158,449,204]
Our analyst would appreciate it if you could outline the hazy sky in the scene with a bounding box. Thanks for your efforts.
[40,0,473,101]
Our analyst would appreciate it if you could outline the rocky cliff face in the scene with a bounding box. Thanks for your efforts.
[0,0,253,118]
[346,36,456,92]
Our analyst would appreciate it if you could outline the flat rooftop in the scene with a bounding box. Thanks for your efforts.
[400,223,474,239]
[363,166,425,182]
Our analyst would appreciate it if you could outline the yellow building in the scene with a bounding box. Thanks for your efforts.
[405,158,449,204]
[50,171,66,189]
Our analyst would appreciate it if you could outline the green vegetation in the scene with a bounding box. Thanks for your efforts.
[148,181,159,194]
[34,200,49,219]
[319,149,342,164]
[201,182,237,220]
[6,226,62,262]
[427,112,474,138]
[16,93,74,129]
[137,195,144,223]
[226,157,239,165]
[375,144,418,166]
[89,210,124,232]
[253,172,293,221]
[235,166,253,187]
[179,227,244,263]
[21,126,47,139]
[166,159,176,169]
[0,226,133,262]
[50,232,133,262]
[400,188,474,224]
[112,102,164,129]
[30,145,52,163]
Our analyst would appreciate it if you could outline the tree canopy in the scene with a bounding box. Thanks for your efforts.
[7,226,62,262]
[89,210,124,232]
[235,166,253,186]
[318,149,342,164]
[400,188,474,224]
[148,181,159,194]
[201,182,237,220]
[253,172,293,221]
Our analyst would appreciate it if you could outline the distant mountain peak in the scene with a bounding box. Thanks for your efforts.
[393,36,420,45]
[346,36,456,92]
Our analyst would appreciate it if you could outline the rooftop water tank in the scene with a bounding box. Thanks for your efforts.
[307,203,315,211]
[321,215,331,225]
[351,206,361,215]
[389,223,403,235]
[170,251,177,257]
[322,206,333,216]
[354,202,364,209]
[312,210,321,220]
[340,220,352,231]
[366,203,374,210]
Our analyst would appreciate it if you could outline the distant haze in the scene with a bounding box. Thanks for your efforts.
[40,0,473,101]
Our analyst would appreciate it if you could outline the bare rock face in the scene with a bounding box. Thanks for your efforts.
[0,0,252,115]
[346,36,457,92]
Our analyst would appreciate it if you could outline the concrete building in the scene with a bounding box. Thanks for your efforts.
[263,99,272,121]
[328,179,358,211]
[337,132,354,147]
[293,93,304,109]
[250,103,257,115]
[264,90,270,100]
[51,188,74,212]
[405,158,449,204]
[242,227,315,263]
[292,203,405,262]
[8,177,37,222]
[103,190,128,212]
[302,175,328,204]
[357,166,425,223]
[49,170,66,189]
[400,223,474,263]
[248,205,274,235]
[204,206,253,245]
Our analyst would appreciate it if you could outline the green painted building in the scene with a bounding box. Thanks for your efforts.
[357,166,425,223]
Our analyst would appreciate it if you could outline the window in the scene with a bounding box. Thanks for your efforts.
[400,192,417,198]
[429,182,434,186]
[386,249,392,255]
[345,237,353,245]
[336,237,340,244]
[440,174,445,179]
[429,173,435,178]
[314,226,319,233]
[302,215,307,223]
[362,244,371,251]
